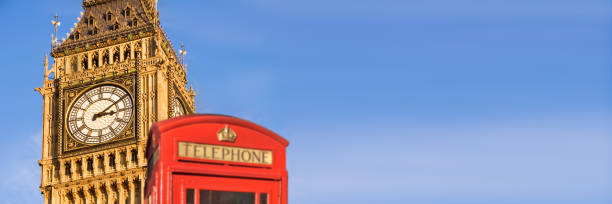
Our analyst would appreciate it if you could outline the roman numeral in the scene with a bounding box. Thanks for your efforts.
[69,117,83,122]
[72,106,85,111]
[113,89,125,97]
[116,108,131,113]
[109,128,118,136]
[86,95,94,103]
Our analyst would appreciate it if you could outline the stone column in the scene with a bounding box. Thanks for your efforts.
[93,154,99,176]
[52,188,60,204]
[65,57,71,75]
[141,39,146,59]
[81,157,88,178]
[53,166,59,184]
[120,45,125,62]
[130,42,135,60]
[117,179,125,204]
[109,48,114,64]
[104,152,111,173]
[87,52,92,70]
[77,54,83,72]
[42,189,50,204]
[97,50,103,67]
[61,189,67,204]
[126,147,132,169]
[83,186,92,204]
[72,189,78,204]
[140,175,145,203]
[129,177,136,204]
[106,181,116,204]
[115,149,122,171]
[95,183,105,204]
[59,160,65,182]
[70,159,77,180]
[74,187,82,204]
[139,146,146,167]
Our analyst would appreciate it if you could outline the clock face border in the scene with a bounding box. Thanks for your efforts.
[61,74,138,154]
[65,83,134,145]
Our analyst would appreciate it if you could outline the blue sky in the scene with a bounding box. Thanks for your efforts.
[0,0,611,203]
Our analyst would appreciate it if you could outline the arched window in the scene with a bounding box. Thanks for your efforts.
[131,149,138,163]
[124,45,131,60]
[86,158,93,172]
[92,52,99,68]
[81,55,89,70]
[124,7,131,17]
[93,27,98,35]
[131,18,138,27]
[102,51,109,65]
[73,32,80,40]
[71,56,78,73]
[109,153,116,168]
[111,22,119,30]
[105,11,113,21]
[64,162,71,176]
[75,160,82,175]
[97,155,104,171]
[88,16,94,25]
[113,48,120,62]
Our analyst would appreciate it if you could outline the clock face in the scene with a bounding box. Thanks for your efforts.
[172,98,185,118]
[67,85,133,144]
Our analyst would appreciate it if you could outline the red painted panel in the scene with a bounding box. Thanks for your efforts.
[145,114,289,204]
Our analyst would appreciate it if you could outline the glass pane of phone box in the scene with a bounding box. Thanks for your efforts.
[184,189,257,204]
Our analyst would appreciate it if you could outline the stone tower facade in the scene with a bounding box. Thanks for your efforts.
[36,0,195,203]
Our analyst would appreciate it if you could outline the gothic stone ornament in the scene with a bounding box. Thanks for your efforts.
[217,125,237,142]
[171,97,185,118]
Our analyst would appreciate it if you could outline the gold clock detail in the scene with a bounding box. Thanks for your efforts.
[172,97,185,117]
[67,85,133,144]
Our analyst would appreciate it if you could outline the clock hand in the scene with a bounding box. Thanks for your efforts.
[97,110,117,118]
[93,94,129,121]
[92,111,117,121]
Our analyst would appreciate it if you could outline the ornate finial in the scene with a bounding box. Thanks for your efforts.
[217,125,237,142]
[179,44,187,66]
[44,55,49,81]
[189,85,195,97]
[51,14,61,47]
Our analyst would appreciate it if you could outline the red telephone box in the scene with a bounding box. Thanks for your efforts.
[145,114,289,204]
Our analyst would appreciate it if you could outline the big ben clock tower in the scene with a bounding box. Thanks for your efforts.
[36,0,195,203]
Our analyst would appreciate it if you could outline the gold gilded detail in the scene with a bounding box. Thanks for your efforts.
[217,125,237,142]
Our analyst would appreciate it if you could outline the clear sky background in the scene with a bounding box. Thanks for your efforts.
[0,0,611,203]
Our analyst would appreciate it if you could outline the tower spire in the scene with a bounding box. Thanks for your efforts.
[180,44,187,66]
[51,14,61,47]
